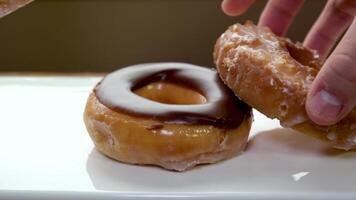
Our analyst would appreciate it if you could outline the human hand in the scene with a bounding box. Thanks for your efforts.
[221,0,356,126]
[0,0,33,18]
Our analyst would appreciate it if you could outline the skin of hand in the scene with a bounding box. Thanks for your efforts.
[0,0,33,18]
[221,0,356,126]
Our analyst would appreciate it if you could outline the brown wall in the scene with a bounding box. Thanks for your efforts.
[0,0,325,72]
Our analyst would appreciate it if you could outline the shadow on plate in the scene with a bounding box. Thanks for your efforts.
[86,128,356,191]
[247,128,356,158]
[86,148,228,191]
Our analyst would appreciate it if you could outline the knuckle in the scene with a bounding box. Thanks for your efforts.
[328,52,356,84]
[334,0,356,17]
[270,0,302,18]
[314,28,337,45]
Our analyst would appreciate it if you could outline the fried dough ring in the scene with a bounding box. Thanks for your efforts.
[214,21,356,150]
[84,63,252,171]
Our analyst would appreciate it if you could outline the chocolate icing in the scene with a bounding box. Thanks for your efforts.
[94,63,251,128]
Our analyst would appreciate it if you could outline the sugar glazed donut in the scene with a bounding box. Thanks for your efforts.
[84,63,252,171]
[214,21,356,150]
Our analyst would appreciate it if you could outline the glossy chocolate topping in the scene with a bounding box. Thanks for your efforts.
[94,63,251,128]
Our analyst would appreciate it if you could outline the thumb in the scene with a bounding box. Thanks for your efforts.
[306,20,356,126]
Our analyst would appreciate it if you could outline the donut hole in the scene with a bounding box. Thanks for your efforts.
[285,41,320,69]
[274,41,320,78]
[133,81,207,105]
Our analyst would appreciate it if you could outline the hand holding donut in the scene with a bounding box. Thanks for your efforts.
[221,0,356,126]
[215,0,356,150]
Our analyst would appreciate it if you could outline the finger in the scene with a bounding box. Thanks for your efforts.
[0,0,33,18]
[221,0,255,16]
[306,19,356,126]
[335,0,356,16]
[258,0,304,36]
[304,0,355,60]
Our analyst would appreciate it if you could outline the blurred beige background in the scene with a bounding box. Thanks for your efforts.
[0,0,325,72]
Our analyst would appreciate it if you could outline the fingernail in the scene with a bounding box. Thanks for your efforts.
[309,90,343,123]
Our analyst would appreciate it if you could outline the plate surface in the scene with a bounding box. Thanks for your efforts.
[0,76,355,200]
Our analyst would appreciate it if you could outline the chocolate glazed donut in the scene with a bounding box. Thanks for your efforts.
[84,63,252,171]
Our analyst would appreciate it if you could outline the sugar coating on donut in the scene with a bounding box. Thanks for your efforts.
[214,21,356,150]
[215,22,317,122]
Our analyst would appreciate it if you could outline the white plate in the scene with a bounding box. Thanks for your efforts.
[0,76,355,200]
